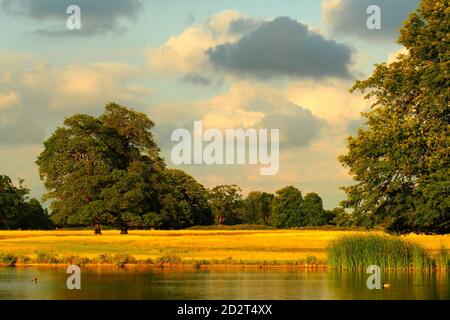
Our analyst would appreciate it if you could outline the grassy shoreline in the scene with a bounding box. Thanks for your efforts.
[1,230,448,270]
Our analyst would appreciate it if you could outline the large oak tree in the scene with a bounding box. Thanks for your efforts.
[37,103,165,234]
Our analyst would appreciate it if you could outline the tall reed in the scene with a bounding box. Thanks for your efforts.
[327,234,432,270]
[435,248,449,270]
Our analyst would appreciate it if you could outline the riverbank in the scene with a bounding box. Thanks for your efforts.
[1,230,449,268]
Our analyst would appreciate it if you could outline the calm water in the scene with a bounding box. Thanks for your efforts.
[0,267,449,300]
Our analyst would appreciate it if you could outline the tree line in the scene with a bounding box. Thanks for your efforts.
[0,104,347,233]
[1,173,350,233]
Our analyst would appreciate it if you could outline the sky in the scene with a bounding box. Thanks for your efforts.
[0,0,420,209]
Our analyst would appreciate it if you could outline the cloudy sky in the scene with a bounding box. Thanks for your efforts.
[0,0,419,209]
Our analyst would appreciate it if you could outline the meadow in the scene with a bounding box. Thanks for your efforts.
[0,230,449,268]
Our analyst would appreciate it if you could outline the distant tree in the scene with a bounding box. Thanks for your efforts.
[302,193,327,226]
[0,175,52,230]
[272,186,304,228]
[339,0,449,234]
[243,191,274,225]
[0,175,27,229]
[330,208,354,228]
[324,209,338,225]
[209,185,243,225]
[37,103,164,234]
[157,169,213,229]
[19,198,53,230]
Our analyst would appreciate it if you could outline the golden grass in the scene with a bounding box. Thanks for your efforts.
[0,230,448,266]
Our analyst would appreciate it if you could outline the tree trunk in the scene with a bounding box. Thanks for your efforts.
[120,228,128,235]
[94,224,102,235]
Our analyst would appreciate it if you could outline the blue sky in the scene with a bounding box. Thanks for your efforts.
[0,0,419,208]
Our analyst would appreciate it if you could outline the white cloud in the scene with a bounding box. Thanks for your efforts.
[285,79,368,124]
[0,91,20,109]
[145,10,254,75]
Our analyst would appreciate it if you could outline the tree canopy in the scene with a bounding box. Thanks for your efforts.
[36,103,165,234]
[340,0,449,234]
[243,191,274,225]
[157,169,214,229]
[209,185,243,225]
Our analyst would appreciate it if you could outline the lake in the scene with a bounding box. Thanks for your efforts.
[0,267,449,300]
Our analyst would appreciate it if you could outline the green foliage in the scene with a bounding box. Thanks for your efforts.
[302,193,327,226]
[272,186,303,228]
[272,186,326,228]
[436,248,449,270]
[156,255,182,265]
[0,253,18,266]
[35,251,59,264]
[157,169,213,229]
[340,0,449,234]
[209,185,243,225]
[37,103,165,233]
[113,253,137,267]
[142,212,161,229]
[243,191,274,225]
[329,208,354,227]
[36,103,217,232]
[0,175,53,230]
[95,254,114,264]
[327,235,432,270]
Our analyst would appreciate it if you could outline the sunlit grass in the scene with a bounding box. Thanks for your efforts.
[0,230,448,268]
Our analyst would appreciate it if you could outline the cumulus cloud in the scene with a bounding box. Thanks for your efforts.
[151,82,327,154]
[207,16,355,80]
[285,79,367,124]
[227,17,261,35]
[146,10,249,75]
[0,51,151,145]
[0,0,142,35]
[147,12,356,83]
[322,0,419,40]
[0,91,20,109]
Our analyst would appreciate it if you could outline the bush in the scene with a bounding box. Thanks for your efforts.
[113,253,137,267]
[61,255,91,266]
[0,253,18,266]
[35,251,59,264]
[156,255,182,264]
[95,254,114,264]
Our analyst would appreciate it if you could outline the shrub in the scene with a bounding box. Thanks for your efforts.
[113,253,137,267]
[156,255,182,265]
[95,254,114,264]
[0,253,18,266]
[35,251,59,264]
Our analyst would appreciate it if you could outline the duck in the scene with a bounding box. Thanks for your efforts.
[382,282,391,288]
[31,278,38,284]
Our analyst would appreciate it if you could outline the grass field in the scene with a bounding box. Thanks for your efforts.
[0,230,449,267]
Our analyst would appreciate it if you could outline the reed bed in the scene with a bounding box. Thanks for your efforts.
[327,234,440,270]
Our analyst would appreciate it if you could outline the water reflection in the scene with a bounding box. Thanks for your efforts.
[0,267,448,300]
